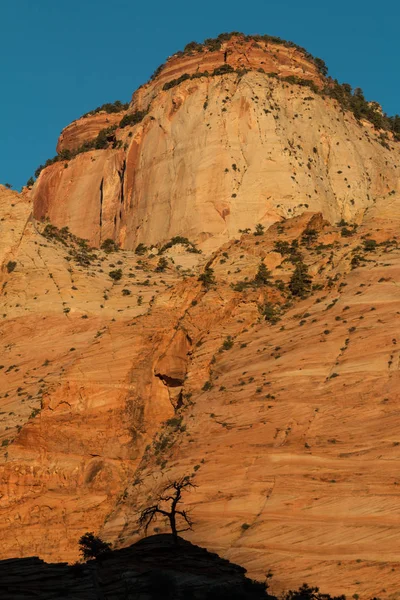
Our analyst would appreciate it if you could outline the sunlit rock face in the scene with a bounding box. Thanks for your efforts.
[2,33,400,600]
[32,35,397,253]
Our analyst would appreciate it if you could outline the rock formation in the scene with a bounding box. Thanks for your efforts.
[0,534,271,599]
[1,32,400,599]
[31,34,399,253]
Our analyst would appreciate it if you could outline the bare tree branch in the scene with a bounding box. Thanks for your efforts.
[138,476,196,544]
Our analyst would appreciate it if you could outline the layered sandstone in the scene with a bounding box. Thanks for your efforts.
[2,33,400,600]
[131,35,325,112]
[32,34,399,254]
[56,112,125,153]
[3,178,400,597]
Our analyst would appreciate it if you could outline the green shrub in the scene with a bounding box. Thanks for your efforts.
[314,57,328,76]
[363,239,377,251]
[301,228,318,245]
[340,227,354,237]
[34,126,118,178]
[274,240,291,255]
[212,64,235,75]
[220,336,234,351]
[254,223,265,236]
[135,243,148,256]
[109,269,122,281]
[254,262,272,286]
[198,266,215,287]
[160,236,200,254]
[82,100,129,118]
[184,41,204,53]
[119,110,147,128]
[163,73,191,91]
[101,239,119,253]
[155,257,168,272]
[289,262,312,297]
[6,261,16,273]
[95,129,109,149]
[282,75,319,94]
[29,408,41,419]
[261,302,279,324]
[202,380,213,391]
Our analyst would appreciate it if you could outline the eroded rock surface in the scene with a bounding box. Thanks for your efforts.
[2,32,400,600]
[31,35,399,253]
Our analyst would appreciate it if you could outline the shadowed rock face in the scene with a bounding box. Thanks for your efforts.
[0,534,273,599]
[3,32,400,600]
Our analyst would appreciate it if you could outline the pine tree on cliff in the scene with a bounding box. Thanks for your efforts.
[289,262,312,297]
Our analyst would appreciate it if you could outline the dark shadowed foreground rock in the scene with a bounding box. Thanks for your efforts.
[0,534,273,599]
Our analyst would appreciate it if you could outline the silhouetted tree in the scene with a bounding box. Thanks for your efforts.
[284,583,345,600]
[78,532,112,560]
[139,476,195,544]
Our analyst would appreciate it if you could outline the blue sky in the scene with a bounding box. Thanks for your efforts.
[1,0,399,189]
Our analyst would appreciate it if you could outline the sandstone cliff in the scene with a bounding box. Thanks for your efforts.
[1,32,400,599]
[31,34,399,253]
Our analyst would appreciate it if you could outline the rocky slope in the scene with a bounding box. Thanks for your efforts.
[0,534,271,600]
[2,32,400,599]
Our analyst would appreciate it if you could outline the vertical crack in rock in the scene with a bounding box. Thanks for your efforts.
[99,178,104,242]
[119,159,126,206]
[99,178,104,226]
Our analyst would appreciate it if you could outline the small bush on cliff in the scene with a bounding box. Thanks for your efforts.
[109,269,122,281]
[233,262,272,291]
[155,257,168,272]
[78,532,112,560]
[220,336,234,352]
[95,129,109,149]
[283,583,345,600]
[82,100,129,118]
[212,64,235,76]
[363,238,377,252]
[34,126,118,178]
[261,302,279,324]
[314,57,328,76]
[301,228,318,246]
[163,73,192,91]
[101,239,119,253]
[119,110,147,128]
[184,40,204,53]
[6,261,16,273]
[160,236,200,254]
[135,243,148,256]
[198,266,216,287]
